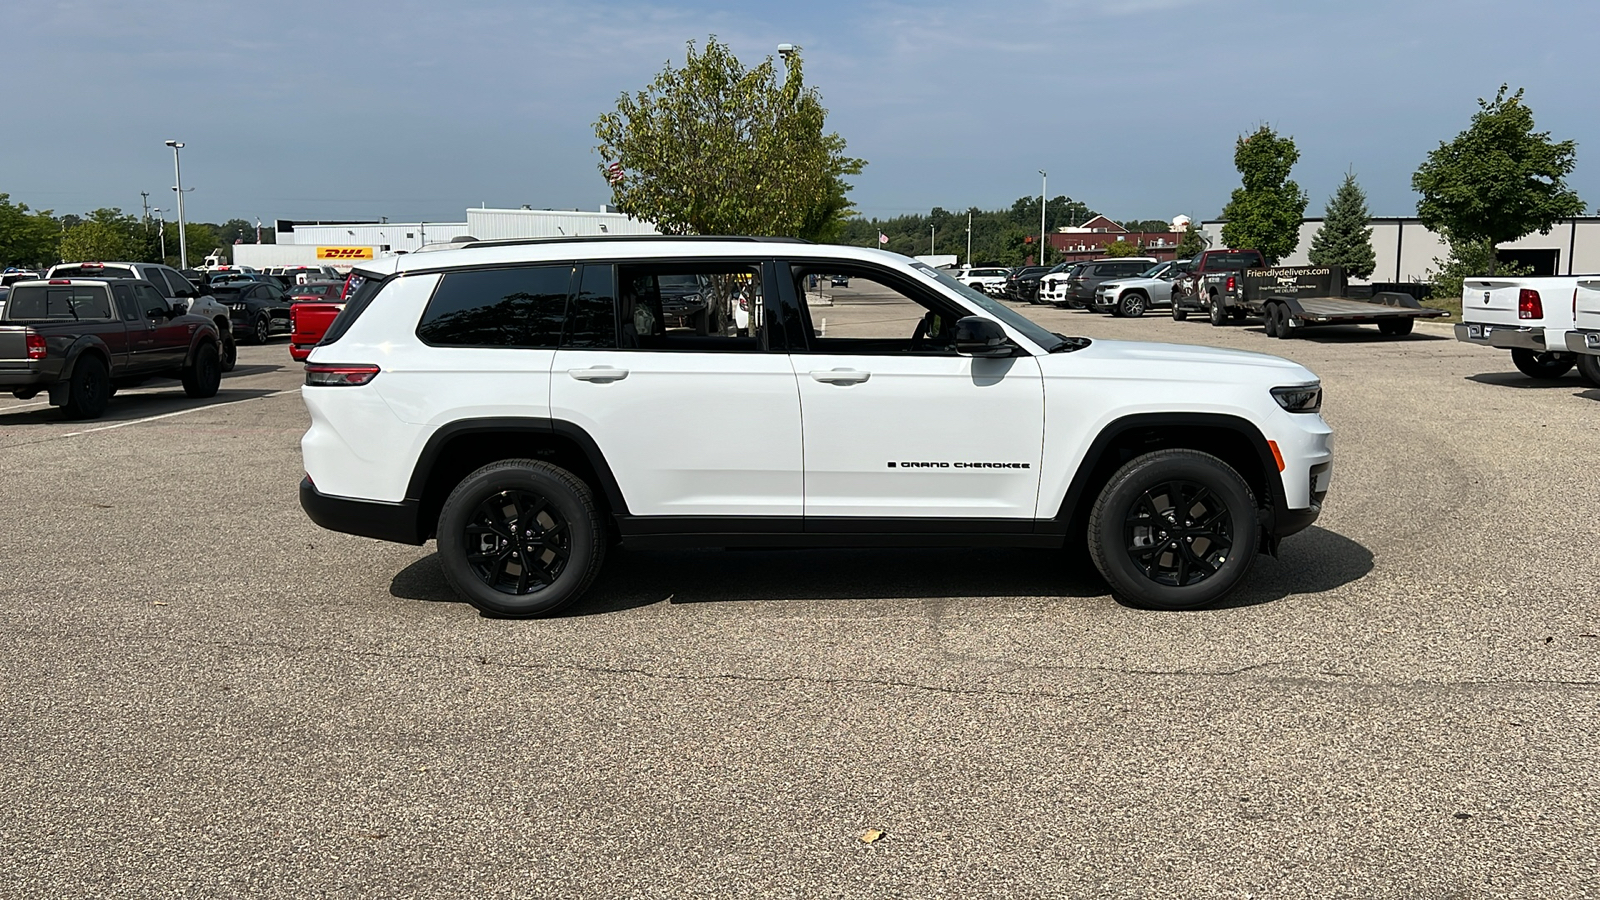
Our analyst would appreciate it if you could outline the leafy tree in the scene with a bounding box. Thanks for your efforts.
[58,208,141,262]
[182,223,220,269]
[1103,240,1144,258]
[1307,171,1377,279]
[1412,85,1584,274]
[1174,222,1206,259]
[0,194,61,268]
[1121,219,1173,234]
[595,37,865,240]
[1220,126,1308,263]
[1428,232,1531,301]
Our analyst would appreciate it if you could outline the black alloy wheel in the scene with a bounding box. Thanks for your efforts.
[1510,348,1574,380]
[1088,449,1259,610]
[253,314,271,345]
[436,459,606,617]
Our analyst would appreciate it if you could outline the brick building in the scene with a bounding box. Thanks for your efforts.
[1047,215,1185,262]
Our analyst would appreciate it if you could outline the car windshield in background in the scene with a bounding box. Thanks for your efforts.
[912,263,1081,353]
[291,284,338,297]
[658,274,701,291]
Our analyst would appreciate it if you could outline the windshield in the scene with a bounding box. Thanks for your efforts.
[291,283,338,297]
[658,274,702,291]
[1204,251,1265,271]
[912,263,1085,353]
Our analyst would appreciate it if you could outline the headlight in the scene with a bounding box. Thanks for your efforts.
[1271,383,1322,413]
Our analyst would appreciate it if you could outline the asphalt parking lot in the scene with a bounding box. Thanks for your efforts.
[2,300,1597,898]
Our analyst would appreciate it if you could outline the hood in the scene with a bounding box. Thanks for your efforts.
[1044,339,1317,384]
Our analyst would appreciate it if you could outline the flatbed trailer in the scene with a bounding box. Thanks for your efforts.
[1204,266,1450,338]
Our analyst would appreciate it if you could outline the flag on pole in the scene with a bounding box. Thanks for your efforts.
[878,232,888,245]
[606,162,625,185]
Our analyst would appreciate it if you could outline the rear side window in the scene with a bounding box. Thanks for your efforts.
[417,265,574,348]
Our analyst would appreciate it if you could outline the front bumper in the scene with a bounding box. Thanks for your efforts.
[300,476,425,545]
[1455,323,1544,351]
[1564,331,1600,355]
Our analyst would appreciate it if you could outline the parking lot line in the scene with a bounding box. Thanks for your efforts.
[60,388,302,438]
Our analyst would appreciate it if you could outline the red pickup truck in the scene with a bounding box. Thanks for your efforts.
[287,279,349,362]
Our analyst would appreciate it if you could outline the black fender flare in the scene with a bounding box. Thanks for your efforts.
[59,335,112,381]
[403,417,630,516]
[182,319,221,367]
[1049,412,1288,528]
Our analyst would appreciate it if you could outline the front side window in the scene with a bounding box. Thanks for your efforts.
[417,265,574,348]
[784,263,969,356]
[132,283,169,319]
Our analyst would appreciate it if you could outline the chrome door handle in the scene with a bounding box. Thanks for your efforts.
[810,368,870,384]
[568,366,628,383]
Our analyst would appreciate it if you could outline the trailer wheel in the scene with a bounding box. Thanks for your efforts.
[1263,304,1280,337]
[1378,318,1414,337]
[1511,349,1574,380]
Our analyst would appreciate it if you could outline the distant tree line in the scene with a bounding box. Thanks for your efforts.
[0,194,271,270]
[834,196,1177,266]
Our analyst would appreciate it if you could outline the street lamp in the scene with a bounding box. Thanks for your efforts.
[1038,170,1047,267]
[165,140,189,269]
[153,208,167,264]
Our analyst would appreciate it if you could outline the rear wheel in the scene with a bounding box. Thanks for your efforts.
[182,343,221,398]
[219,330,237,372]
[1208,296,1227,326]
[252,314,271,345]
[1511,348,1574,380]
[436,459,607,618]
[1119,293,1147,318]
[1087,449,1259,610]
[63,355,110,419]
[1576,354,1600,388]
[1378,317,1414,336]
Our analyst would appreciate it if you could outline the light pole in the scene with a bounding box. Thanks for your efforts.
[140,191,150,232]
[165,140,189,269]
[930,225,936,256]
[154,209,167,264]
[966,210,973,267]
[1038,170,1047,267]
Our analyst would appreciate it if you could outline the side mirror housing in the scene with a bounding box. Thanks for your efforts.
[953,316,1015,358]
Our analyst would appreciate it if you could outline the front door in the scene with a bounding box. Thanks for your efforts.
[782,263,1045,520]
[549,261,803,519]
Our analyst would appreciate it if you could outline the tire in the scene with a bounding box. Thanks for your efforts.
[1208,296,1227,326]
[63,355,110,419]
[436,459,607,618]
[1171,305,1188,322]
[252,314,271,345]
[182,343,221,398]
[1378,318,1414,337]
[1262,304,1281,337]
[1087,449,1260,610]
[1577,353,1600,388]
[219,331,237,372]
[1510,348,1574,380]
[1119,293,1147,318]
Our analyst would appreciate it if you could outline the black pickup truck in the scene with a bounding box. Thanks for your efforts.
[0,278,223,418]
[1201,265,1449,338]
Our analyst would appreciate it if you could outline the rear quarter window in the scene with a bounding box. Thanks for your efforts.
[416,265,575,348]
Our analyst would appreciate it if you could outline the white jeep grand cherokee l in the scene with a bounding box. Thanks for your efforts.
[300,237,1333,616]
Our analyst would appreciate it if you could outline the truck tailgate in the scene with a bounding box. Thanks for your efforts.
[1574,280,1600,332]
[1462,277,1580,331]
[0,326,31,364]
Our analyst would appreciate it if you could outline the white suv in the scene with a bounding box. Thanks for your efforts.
[300,238,1333,617]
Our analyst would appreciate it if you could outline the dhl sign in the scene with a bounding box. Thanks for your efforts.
[316,246,374,260]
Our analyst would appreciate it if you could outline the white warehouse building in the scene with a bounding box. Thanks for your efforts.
[274,206,657,255]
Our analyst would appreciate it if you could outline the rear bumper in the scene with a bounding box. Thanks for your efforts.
[1456,323,1544,351]
[289,344,313,362]
[1564,331,1600,355]
[299,476,425,545]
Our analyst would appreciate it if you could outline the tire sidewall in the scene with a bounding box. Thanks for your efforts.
[1089,451,1260,610]
[436,461,603,617]
[68,356,109,418]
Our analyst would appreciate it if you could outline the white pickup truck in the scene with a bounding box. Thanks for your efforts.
[1559,278,1600,384]
[1454,275,1600,385]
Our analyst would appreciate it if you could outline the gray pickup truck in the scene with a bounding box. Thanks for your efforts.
[0,277,223,418]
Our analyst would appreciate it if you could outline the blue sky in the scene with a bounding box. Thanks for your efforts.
[7,0,1597,227]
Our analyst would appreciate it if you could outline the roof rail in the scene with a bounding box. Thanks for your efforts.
[454,235,815,250]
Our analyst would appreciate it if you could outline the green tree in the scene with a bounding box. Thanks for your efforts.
[1307,171,1377,279]
[595,37,865,240]
[1173,222,1206,259]
[0,194,61,268]
[58,208,141,262]
[1220,126,1308,263]
[1412,85,1584,274]
[1428,232,1531,301]
[1103,239,1143,257]
[182,223,220,269]
[1121,219,1172,234]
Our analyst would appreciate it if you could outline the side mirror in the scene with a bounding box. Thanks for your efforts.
[953,317,1014,358]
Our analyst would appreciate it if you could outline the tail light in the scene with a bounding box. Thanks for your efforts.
[1518,289,1542,319]
[289,307,297,331]
[1226,275,1236,292]
[304,363,380,386]
[25,331,46,360]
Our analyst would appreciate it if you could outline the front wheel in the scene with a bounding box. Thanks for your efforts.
[1087,449,1260,610]
[1119,293,1146,318]
[219,332,237,372]
[1511,348,1574,380]
[1171,305,1188,322]
[436,459,607,617]
[182,343,221,398]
